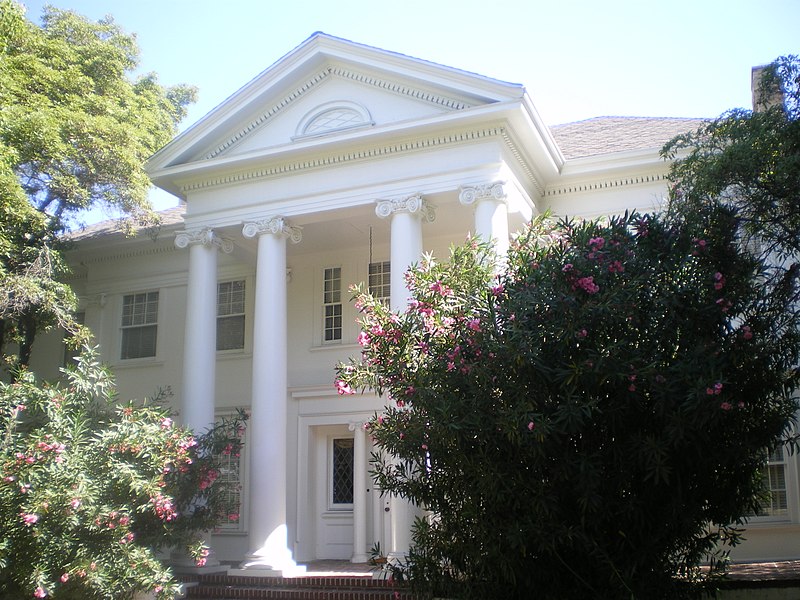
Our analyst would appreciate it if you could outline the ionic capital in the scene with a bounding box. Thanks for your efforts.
[458,182,507,206]
[174,228,233,253]
[242,217,303,244]
[348,421,368,433]
[375,194,435,223]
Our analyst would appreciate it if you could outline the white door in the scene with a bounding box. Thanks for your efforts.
[314,426,355,559]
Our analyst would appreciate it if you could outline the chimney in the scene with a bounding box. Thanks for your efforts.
[752,65,785,112]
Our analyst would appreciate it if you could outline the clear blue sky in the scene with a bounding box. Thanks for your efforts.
[18,0,800,211]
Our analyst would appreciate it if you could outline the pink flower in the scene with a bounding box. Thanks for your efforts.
[576,329,588,339]
[490,284,505,296]
[466,318,481,332]
[60,573,69,583]
[70,498,81,509]
[713,272,726,290]
[160,417,173,430]
[562,263,574,272]
[335,380,355,395]
[608,260,625,273]
[720,402,732,411]
[588,236,605,250]
[742,325,753,340]
[357,331,370,347]
[527,421,535,431]
[34,586,46,598]
[576,276,600,294]
[21,513,38,526]
[628,384,637,392]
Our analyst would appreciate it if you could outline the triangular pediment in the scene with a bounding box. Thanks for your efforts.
[146,33,525,178]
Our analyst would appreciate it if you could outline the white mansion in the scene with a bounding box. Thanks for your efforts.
[31,33,800,570]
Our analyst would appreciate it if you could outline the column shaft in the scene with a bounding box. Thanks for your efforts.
[182,241,218,432]
[238,218,302,575]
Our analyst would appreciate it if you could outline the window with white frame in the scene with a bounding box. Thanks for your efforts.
[368,261,390,305]
[323,267,342,343]
[330,437,354,508]
[217,280,245,351]
[756,446,789,518]
[120,292,158,359]
[214,412,247,532]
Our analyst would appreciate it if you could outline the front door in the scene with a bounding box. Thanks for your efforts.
[314,426,354,559]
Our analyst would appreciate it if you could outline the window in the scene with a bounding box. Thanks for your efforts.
[331,437,354,507]
[756,446,789,518]
[368,261,390,305]
[214,412,247,532]
[120,292,158,359]
[323,267,342,342]
[217,280,245,351]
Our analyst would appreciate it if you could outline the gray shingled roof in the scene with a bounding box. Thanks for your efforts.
[67,204,186,242]
[550,116,707,160]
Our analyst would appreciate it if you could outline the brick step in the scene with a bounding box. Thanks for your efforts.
[183,573,414,600]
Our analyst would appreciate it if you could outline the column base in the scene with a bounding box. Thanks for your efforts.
[351,553,369,564]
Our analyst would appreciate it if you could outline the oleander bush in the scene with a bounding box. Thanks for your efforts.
[337,205,800,599]
[0,347,246,599]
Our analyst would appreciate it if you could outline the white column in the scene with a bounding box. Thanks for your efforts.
[375,193,434,560]
[173,227,232,571]
[238,217,302,575]
[376,194,435,308]
[459,182,510,258]
[350,421,368,563]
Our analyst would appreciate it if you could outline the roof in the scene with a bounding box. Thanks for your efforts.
[66,204,186,242]
[550,116,707,160]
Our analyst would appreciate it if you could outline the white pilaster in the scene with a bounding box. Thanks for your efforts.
[237,217,302,576]
[375,194,433,560]
[350,421,368,563]
[459,182,510,258]
[173,227,232,571]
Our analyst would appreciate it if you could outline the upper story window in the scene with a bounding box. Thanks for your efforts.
[368,261,391,305]
[120,292,158,360]
[294,101,373,140]
[217,280,245,351]
[323,267,342,343]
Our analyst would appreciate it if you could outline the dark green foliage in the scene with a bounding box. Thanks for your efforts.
[338,206,799,599]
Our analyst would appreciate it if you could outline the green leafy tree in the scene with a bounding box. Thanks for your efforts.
[337,206,800,598]
[0,347,246,599]
[663,55,800,270]
[0,0,196,370]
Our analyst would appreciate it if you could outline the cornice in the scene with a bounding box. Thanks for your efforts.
[544,172,667,198]
[182,125,512,193]
[205,65,474,160]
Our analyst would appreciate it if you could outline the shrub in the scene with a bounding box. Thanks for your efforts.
[0,347,246,599]
[337,208,800,599]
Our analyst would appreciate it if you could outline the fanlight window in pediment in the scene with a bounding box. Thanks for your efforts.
[294,101,373,139]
